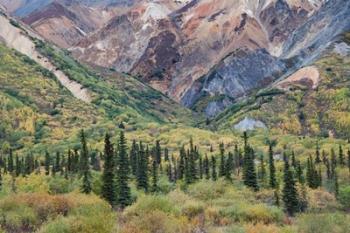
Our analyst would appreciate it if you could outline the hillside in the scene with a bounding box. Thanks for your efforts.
[3,0,349,118]
[0,12,194,153]
[209,33,350,139]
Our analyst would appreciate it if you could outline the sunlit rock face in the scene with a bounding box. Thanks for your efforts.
[3,0,349,117]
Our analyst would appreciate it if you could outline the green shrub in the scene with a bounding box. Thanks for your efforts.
[338,186,350,210]
[297,213,350,233]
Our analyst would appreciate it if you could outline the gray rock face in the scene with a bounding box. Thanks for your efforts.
[234,117,267,131]
[182,0,350,117]
[182,49,285,115]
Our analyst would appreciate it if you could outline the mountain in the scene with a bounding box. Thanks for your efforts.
[69,0,349,117]
[0,11,193,151]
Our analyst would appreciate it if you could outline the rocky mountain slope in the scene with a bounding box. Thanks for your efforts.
[70,0,349,117]
[1,0,349,121]
[210,32,350,139]
[0,11,194,151]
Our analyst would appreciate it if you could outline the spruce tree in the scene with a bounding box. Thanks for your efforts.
[80,130,92,194]
[204,155,210,180]
[315,142,321,163]
[339,145,345,166]
[347,149,350,175]
[116,131,131,208]
[167,163,173,182]
[199,156,203,179]
[155,140,161,165]
[45,151,50,176]
[282,157,299,216]
[211,156,217,181]
[164,148,169,161]
[225,152,234,181]
[8,149,14,173]
[269,144,277,188]
[15,155,21,176]
[219,143,226,177]
[330,148,337,178]
[243,145,259,191]
[296,161,304,184]
[54,152,60,175]
[129,140,138,176]
[178,147,185,180]
[101,133,116,207]
[291,150,297,168]
[137,142,149,192]
[151,160,158,193]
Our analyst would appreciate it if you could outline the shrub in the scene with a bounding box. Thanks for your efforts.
[338,186,350,210]
[125,195,179,216]
[297,213,350,233]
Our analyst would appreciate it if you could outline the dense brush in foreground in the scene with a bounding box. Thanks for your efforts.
[0,130,349,232]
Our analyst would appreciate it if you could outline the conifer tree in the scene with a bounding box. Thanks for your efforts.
[306,156,319,189]
[151,160,158,193]
[211,156,217,181]
[15,155,21,176]
[178,147,185,180]
[80,130,92,194]
[334,171,339,198]
[219,143,226,177]
[347,149,350,175]
[225,152,234,181]
[330,148,337,178]
[167,163,173,182]
[269,144,277,188]
[116,131,131,208]
[296,161,304,184]
[315,142,321,164]
[45,151,50,175]
[339,145,345,166]
[204,155,210,180]
[199,156,203,179]
[164,148,169,161]
[258,154,266,184]
[8,149,14,173]
[101,133,116,207]
[243,145,259,191]
[130,140,138,176]
[155,140,161,165]
[291,150,297,168]
[282,157,299,216]
[54,152,60,175]
[188,147,197,183]
[137,142,149,192]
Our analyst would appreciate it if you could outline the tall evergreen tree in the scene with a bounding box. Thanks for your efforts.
[282,157,299,216]
[199,156,203,179]
[164,148,169,161]
[45,151,50,176]
[137,142,148,192]
[8,149,14,173]
[155,140,161,165]
[178,147,185,180]
[101,133,116,207]
[204,155,210,180]
[211,156,217,181]
[315,142,321,163]
[269,144,277,188]
[330,148,337,178]
[129,140,138,176]
[296,161,304,184]
[80,130,92,194]
[339,145,345,166]
[347,149,350,175]
[219,143,226,177]
[116,131,131,208]
[151,160,158,193]
[15,155,21,176]
[243,145,259,191]
[225,152,234,181]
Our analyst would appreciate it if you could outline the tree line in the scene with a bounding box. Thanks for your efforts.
[0,130,349,215]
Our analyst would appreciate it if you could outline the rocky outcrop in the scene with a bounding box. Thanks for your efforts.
[0,14,92,103]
